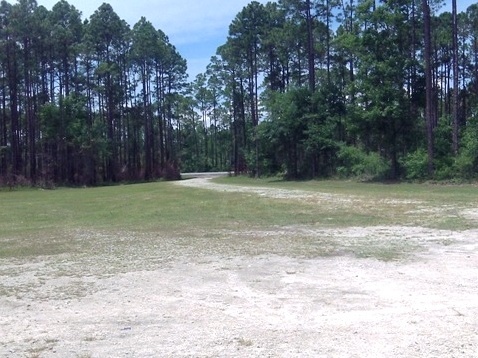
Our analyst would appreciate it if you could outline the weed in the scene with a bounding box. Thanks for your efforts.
[237,337,254,347]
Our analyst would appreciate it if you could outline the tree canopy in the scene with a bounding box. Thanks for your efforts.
[1,0,478,187]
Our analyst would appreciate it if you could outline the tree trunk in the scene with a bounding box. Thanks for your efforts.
[452,0,459,155]
[1,67,7,175]
[306,0,315,92]
[422,0,435,177]
[8,41,21,175]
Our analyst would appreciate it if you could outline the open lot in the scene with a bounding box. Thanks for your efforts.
[0,177,477,357]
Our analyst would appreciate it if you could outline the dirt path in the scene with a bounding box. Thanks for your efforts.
[176,176,353,201]
[0,178,477,357]
[176,176,424,207]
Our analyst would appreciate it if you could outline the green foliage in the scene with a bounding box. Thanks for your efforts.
[454,118,478,178]
[260,88,311,178]
[402,119,462,181]
[337,145,390,181]
[255,121,283,176]
[401,148,429,181]
[431,119,456,180]
[4,0,478,186]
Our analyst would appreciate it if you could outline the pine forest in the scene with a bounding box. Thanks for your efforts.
[1,0,478,186]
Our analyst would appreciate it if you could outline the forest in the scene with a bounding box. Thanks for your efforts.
[0,0,478,186]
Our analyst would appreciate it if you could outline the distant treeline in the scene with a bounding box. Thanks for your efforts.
[0,0,189,186]
[1,0,478,187]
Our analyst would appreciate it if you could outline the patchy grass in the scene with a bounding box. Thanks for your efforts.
[0,180,387,239]
[25,338,59,358]
[0,182,321,236]
[213,175,478,202]
[213,176,478,230]
[0,178,476,263]
[2,178,477,357]
[236,337,254,347]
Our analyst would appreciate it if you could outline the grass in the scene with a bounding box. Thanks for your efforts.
[214,175,478,204]
[0,181,323,259]
[0,180,384,238]
[0,182,324,236]
[0,177,477,262]
[213,176,478,229]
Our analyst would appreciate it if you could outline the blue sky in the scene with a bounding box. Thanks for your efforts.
[35,0,477,80]
[36,0,269,79]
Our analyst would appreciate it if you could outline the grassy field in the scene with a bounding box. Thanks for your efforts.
[1,177,477,261]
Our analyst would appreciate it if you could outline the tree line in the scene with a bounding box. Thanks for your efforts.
[0,0,193,186]
[198,0,478,180]
[1,0,478,187]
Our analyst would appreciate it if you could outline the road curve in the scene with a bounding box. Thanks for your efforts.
[180,172,230,179]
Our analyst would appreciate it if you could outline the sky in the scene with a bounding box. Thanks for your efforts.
[35,0,268,80]
[35,0,477,80]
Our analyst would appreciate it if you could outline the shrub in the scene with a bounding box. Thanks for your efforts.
[453,119,478,179]
[401,148,428,180]
[337,145,390,181]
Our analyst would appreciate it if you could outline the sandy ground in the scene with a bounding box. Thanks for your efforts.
[0,178,477,357]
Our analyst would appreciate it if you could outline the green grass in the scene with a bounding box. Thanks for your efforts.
[0,182,327,236]
[214,175,478,203]
[0,180,383,237]
[1,178,477,262]
[213,176,478,229]
[0,181,326,259]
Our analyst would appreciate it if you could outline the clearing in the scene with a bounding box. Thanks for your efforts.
[0,177,477,357]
